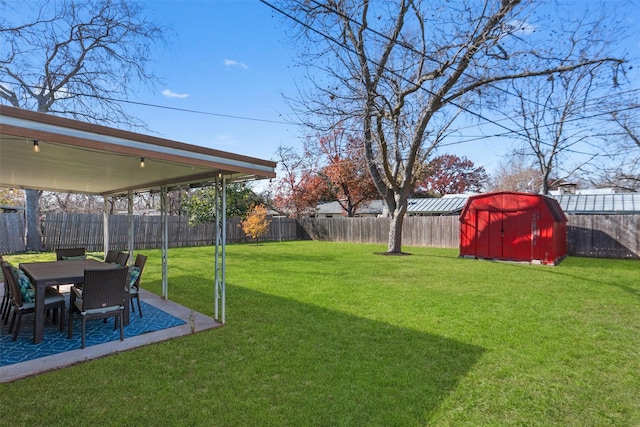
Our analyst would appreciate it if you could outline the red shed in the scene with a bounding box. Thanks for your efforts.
[459,191,567,265]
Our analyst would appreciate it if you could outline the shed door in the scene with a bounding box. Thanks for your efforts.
[475,210,497,258]
[502,210,533,260]
[475,210,533,260]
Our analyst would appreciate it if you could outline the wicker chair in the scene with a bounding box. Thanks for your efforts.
[1,272,11,323]
[68,266,129,349]
[127,254,147,317]
[55,247,86,260]
[1,261,66,341]
[1,256,16,324]
[115,251,129,266]
[105,250,119,263]
[1,255,11,322]
[55,247,87,290]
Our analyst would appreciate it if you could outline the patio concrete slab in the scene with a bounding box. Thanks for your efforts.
[0,289,221,383]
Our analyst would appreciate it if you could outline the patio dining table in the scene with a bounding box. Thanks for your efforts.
[19,259,130,344]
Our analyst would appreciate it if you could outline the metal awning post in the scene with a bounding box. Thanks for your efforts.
[103,196,109,259]
[128,191,134,265]
[214,174,226,324]
[161,186,168,299]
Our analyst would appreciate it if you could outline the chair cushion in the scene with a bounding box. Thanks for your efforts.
[74,299,122,315]
[44,291,65,304]
[18,289,64,309]
[62,255,87,260]
[12,267,35,303]
[128,266,141,289]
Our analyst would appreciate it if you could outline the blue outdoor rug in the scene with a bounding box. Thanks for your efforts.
[1,300,186,366]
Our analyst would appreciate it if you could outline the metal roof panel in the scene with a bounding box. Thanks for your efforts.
[407,195,471,214]
[551,193,640,213]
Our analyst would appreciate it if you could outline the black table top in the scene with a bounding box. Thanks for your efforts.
[20,259,117,287]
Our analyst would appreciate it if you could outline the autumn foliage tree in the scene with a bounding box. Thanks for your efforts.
[271,146,323,219]
[307,129,378,216]
[414,154,487,197]
[240,205,271,244]
[272,129,379,218]
[0,188,22,207]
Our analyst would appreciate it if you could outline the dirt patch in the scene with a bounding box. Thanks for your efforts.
[373,251,412,256]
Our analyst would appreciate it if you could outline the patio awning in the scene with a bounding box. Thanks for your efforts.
[0,105,276,196]
[1,105,277,325]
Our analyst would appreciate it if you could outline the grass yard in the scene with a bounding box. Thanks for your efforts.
[1,241,639,426]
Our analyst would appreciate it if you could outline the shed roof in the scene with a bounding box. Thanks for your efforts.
[0,106,276,196]
[460,191,567,223]
[551,193,640,214]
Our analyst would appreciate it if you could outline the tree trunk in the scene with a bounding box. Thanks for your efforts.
[386,196,408,253]
[25,189,44,251]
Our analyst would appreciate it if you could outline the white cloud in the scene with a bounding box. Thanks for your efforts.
[161,89,190,99]
[224,59,249,69]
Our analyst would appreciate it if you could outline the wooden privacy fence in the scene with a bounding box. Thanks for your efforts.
[0,212,25,254]
[301,214,640,259]
[43,213,303,251]
[2,212,638,259]
[566,214,640,259]
[300,216,460,248]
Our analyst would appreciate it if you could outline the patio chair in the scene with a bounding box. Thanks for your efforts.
[1,255,10,321]
[105,250,119,263]
[1,256,17,324]
[56,247,86,260]
[115,251,129,266]
[127,254,147,317]
[1,271,11,323]
[55,247,87,290]
[68,266,128,349]
[1,261,66,341]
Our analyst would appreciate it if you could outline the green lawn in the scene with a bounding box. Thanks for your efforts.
[1,241,639,426]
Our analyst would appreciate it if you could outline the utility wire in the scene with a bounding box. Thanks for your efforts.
[0,79,296,126]
[258,0,636,148]
[301,0,632,117]
[3,78,637,149]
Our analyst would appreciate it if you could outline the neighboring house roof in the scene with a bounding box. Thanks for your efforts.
[315,196,472,217]
[315,200,385,216]
[551,193,640,214]
[407,194,473,216]
[312,192,640,216]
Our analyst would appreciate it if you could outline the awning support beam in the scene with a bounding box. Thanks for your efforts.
[128,191,134,265]
[103,196,109,259]
[214,174,226,324]
[161,185,169,299]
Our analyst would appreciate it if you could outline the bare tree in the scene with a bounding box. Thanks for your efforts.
[496,18,627,195]
[488,154,540,193]
[0,0,165,250]
[586,102,640,192]
[41,192,104,213]
[279,0,625,253]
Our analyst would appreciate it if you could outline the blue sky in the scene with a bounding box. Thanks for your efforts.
[130,0,301,164]
[128,0,639,181]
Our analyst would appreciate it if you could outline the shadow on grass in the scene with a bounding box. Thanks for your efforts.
[480,256,640,301]
[218,284,486,425]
